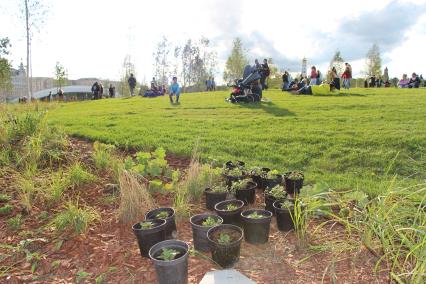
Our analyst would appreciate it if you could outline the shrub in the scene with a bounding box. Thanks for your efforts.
[17,176,36,214]
[43,171,69,205]
[50,200,100,235]
[0,193,11,203]
[68,162,96,188]
[92,141,115,171]
[118,170,156,224]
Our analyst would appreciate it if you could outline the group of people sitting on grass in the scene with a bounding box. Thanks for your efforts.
[398,73,422,88]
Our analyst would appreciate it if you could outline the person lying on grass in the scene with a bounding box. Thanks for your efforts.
[169,76,181,103]
[289,81,339,96]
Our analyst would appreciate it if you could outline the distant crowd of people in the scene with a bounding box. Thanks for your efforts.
[205,77,216,91]
[91,81,116,100]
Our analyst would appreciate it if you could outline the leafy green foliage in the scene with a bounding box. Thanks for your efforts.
[149,179,164,193]
[0,203,13,215]
[157,248,180,261]
[132,147,168,177]
[218,233,231,245]
[224,167,244,177]
[155,211,169,219]
[247,212,267,219]
[140,221,155,229]
[76,271,92,283]
[210,184,227,193]
[267,185,286,199]
[225,204,238,211]
[286,171,304,181]
[230,179,250,193]
[201,216,221,227]
[50,201,100,235]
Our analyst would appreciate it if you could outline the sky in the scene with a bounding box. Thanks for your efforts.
[1,0,426,83]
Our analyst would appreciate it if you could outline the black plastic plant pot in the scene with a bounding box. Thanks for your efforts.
[273,200,295,232]
[207,224,243,268]
[241,209,273,244]
[223,174,246,189]
[284,173,304,195]
[204,188,228,211]
[145,207,177,239]
[132,219,167,257]
[149,240,189,284]
[263,174,283,190]
[214,199,244,227]
[190,214,223,252]
[264,193,287,215]
[252,168,270,188]
[235,181,257,205]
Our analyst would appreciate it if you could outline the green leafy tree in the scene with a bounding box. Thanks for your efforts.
[329,50,345,76]
[0,37,12,102]
[223,38,249,84]
[365,44,382,77]
[54,61,67,90]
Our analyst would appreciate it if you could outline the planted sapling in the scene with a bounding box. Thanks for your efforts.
[140,221,155,229]
[247,212,267,219]
[225,204,238,211]
[210,184,227,193]
[202,216,221,227]
[218,233,231,245]
[157,248,180,261]
[267,185,287,200]
[264,169,280,179]
[286,171,304,180]
[156,211,170,219]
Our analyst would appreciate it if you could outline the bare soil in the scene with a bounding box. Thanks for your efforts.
[0,138,389,283]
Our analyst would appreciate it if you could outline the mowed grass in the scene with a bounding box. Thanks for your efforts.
[47,88,426,196]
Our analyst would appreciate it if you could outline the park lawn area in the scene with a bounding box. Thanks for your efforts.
[47,88,426,197]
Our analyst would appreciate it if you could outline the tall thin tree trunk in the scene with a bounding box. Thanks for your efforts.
[25,0,31,101]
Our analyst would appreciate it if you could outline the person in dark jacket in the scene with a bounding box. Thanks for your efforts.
[408,73,420,88]
[128,73,137,96]
[91,81,100,100]
[260,59,270,90]
[282,71,289,91]
[108,84,115,98]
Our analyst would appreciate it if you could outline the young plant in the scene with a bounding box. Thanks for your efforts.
[156,211,170,219]
[68,162,96,188]
[140,221,155,229]
[267,185,287,200]
[250,166,263,176]
[286,171,304,180]
[92,141,115,171]
[7,214,23,230]
[158,248,180,261]
[264,169,280,179]
[247,212,266,219]
[230,179,250,194]
[44,170,69,205]
[225,204,238,211]
[50,200,100,235]
[218,233,231,245]
[224,167,244,177]
[210,184,227,193]
[202,216,220,227]
[199,164,223,189]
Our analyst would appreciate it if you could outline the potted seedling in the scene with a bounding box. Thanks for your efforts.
[207,224,243,268]
[145,207,177,239]
[273,199,296,231]
[132,219,167,257]
[223,166,247,189]
[231,179,257,205]
[260,169,283,190]
[214,199,244,227]
[149,240,189,284]
[241,209,273,244]
[204,184,228,210]
[250,167,270,188]
[190,214,223,252]
[264,185,287,213]
[284,171,304,194]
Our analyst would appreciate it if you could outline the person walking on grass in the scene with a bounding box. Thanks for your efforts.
[128,73,137,96]
[310,66,318,86]
[342,63,352,89]
[169,76,181,104]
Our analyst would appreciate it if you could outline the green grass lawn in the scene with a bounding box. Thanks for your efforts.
[47,88,426,197]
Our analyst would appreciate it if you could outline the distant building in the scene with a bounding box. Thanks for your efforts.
[1,63,119,102]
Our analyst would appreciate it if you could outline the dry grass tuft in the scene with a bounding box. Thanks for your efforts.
[118,170,156,224]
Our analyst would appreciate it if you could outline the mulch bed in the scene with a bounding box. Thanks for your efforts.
[0,138,389,283]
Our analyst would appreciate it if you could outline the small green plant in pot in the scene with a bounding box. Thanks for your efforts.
[207,224,243,268]
[265,185,287,213]
[223,167,246,189]
[214,200,244,227]
[190,214,223,252]
[149,240,189,284]
[260,169,283,190]
[145,208,177,239]
[204,184,228,210]
[132,219,167,257]
[241,209,273,244]
[284,171,304,195]
[231,179,257,205]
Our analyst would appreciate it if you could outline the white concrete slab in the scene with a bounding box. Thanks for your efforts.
[199,269,256,284]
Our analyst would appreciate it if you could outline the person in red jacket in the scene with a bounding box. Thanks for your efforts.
[310,66,318,85]
[342,63,352,89]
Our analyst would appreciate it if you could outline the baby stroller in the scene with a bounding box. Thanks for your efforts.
[228,65,263,103]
